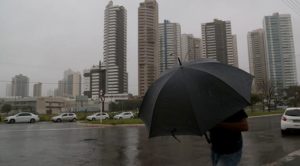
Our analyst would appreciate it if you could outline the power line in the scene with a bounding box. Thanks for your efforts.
[285,0,300,14]
[282,0,300,16]
[288,0,300,11]
[290,0,300,8]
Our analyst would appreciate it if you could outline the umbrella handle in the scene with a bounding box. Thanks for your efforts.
[171,128,181,143]
[177,57,182,66]
[204,133,211,144]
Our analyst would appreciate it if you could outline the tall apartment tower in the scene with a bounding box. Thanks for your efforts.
[57,80,65,97]
[103,1,128,95]
[201,19,236,66]
[71,72,82,97]
[33,82,42,97]
[64,69,74,96]
[181,34,202,62]
[138,0,159,96]
[83,64,106,99]
[231,35,239,67]
[247,29,268,93]
[6,84,12,97]
[12,74,29,97]
[193,38,202,60]
[59,69,81,97]
[159,20,181,73]
[83,69,91,97]
[263,13,297,92]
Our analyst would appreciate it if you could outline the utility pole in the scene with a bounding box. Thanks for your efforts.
[99,90,105,123]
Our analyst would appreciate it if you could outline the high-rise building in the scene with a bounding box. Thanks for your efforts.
[57,80,65,97]
[193,38,202,60]
[138,0,159,96]
[231,35,239,67]
[159,20,181,73]
[71,72,81,97]
[263,13,297,92]
[33,82,42,97]
[247,29,268,93]
[64,69,74,96]
[103,1,128,95]
[83,69,91,97]
[59,69,81,97]
[12,74,29,97]
[201,19,236,66]
[6,83,12,97]
[181,34,202,62]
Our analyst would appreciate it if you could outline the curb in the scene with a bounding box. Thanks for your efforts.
[77,121,145,127]
[248,114,282,119]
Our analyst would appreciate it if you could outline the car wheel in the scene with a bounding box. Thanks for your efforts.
[105,117,108,120]
[57,119,62,122]
[9,119,15,124]
[92,118,96,121]
[30,119,36,123]
[72,118,77,122]
[119,117,122,120]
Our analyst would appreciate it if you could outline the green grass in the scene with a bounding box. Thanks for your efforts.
[246,109,284,117]
[38,114,52,121]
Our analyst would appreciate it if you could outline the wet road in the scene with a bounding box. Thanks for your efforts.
[0,115,300,166]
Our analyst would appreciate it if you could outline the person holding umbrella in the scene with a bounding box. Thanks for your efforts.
[139,59,253,165]
[209,109,249,166]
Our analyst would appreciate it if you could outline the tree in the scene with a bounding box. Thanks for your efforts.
[260,80,275,112]
[250,94,261,112]
[109,99,142,112]
[1,104,12,115]
[284,86,300,107]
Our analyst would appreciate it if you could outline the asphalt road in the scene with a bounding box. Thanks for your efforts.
[0,115,300,166]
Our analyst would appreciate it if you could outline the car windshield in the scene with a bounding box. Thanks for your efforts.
[285,109,300,116]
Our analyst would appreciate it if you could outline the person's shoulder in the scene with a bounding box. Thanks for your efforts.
[234,109,248,119]
[226,109,248,122]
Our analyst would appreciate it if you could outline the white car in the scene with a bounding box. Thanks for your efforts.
[52,113,77,122]
[5,112,40,124]
[86,113,109,121]
[113,112,134,120]
[281,107,300,135]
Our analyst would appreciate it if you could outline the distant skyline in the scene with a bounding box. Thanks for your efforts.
[0,0,299,96]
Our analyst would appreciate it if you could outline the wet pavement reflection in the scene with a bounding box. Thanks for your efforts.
[0,115,300,166]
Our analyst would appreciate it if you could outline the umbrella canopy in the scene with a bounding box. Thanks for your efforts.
[139,59,253,138]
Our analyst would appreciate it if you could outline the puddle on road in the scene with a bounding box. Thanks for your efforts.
[81,138,97,142]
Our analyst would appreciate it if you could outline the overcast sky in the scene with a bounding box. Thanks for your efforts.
[0,0,299,96]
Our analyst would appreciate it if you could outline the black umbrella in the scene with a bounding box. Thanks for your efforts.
[139,58,253,138]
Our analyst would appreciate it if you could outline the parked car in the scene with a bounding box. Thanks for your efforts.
[4,112,39,124]
[51,113,77,122]
[281,107,300,135]
[113,112,134,120]
[86,112,109,121]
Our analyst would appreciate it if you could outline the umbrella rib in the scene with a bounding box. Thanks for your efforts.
[185,65,251,104]
[148,69,178,137]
